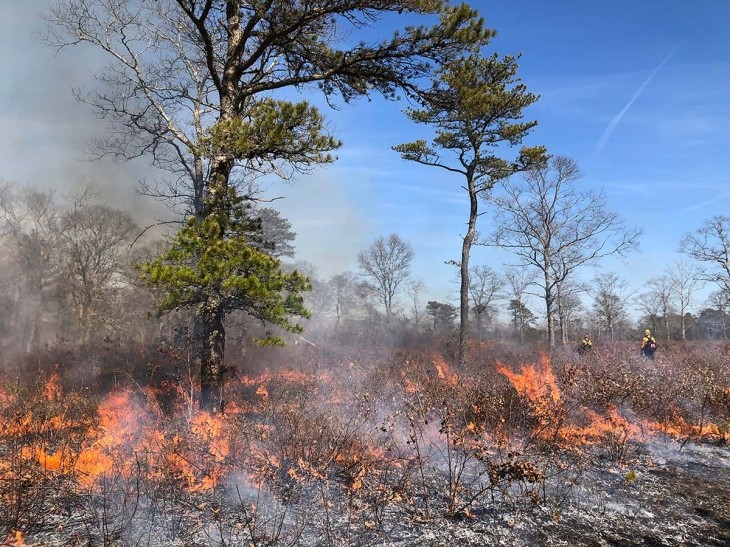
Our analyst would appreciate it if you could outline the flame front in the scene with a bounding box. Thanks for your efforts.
[497,354,561,427]
[0,351,725,545]
[496,355,728,448]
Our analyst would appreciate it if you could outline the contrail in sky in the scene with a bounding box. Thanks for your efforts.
[681,189,730,213]
[595,41,685,153]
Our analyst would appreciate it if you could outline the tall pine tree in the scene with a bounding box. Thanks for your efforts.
[394,53,546,365]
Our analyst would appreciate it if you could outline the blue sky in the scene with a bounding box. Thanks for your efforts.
[271,0,730,318]
[2,1,730,321]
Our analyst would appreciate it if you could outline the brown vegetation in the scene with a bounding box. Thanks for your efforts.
[0,339,728,545]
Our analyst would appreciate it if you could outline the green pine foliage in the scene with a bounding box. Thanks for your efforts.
[393,53,547,182]
[393,51,547,365]
[202,99,341,175]
[138,189,311,346]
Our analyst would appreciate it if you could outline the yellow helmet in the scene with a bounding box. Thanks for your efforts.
[644,329,651,335]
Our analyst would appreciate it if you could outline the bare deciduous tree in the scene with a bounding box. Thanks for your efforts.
[357,234,414,323]
[405,278,427,332]
[555,280,585,344]
[468,265,503,341]
[328,272,358,333]
[589,272,631,342]
[59,189,139,345]
[0,183,144,349]
[706,289,730,338]
[487,156,641,348]
[0,184,62,352]
[667,259,703,341]
[638,275,674,340]
[504,266,535,342]
[680,215,730,295]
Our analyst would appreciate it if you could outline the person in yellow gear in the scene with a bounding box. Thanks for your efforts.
[641,329,657,359]
[579,332,593,354]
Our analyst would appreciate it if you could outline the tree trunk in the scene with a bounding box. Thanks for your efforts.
[190,1,245,411]
[608,318,614,342]
[26,292,42,353]
[458,176,478,367]
[195,306,226,413]
[681,311,687,341]
[80,298,92,348]
[556,285,569,345]
[544,271,555,349]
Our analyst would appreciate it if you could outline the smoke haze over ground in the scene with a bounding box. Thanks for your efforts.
[0,5,728,545]
[1,1,169,227]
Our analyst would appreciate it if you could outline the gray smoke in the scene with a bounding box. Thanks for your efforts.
[0,1,170,227]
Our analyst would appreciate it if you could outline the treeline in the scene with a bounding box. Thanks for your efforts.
[302,252,730,345]
[3,181,730,359]
[0,182,299,355]
[0,183,154,353]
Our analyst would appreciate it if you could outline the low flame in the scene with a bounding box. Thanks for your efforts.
[0,352,724,547]
[43,373,62,402]
[5,531,30,546]
[497,356,646,447]
[561,407,643,446]
[255,384,269,400]
[497,354,561,424]
[433,355,458,385]
[647,405,730,444]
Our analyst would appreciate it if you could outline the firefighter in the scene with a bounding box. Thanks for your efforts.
[579,332,592,355]
[641,329,657,360]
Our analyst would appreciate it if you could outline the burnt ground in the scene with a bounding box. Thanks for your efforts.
[7,440,729,546]
[524,443,729,547]
[398,440,730,547]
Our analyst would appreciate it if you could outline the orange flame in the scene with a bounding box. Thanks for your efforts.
[5,530,31,546]
[433,355,458,385]
[497,357,646,447]
[255,384,269,400]
[4,351,725,532]
[561,407,643,446]
[497,354,561,415]
[647,406,730,443]
[43,372,62,401]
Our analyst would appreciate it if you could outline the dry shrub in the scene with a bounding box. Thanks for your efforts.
[559,342,730,444]
[0,372,95,537]
[0,338,727,544]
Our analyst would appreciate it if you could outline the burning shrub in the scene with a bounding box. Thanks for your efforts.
[0,373,96,536]
[0,339,728,545]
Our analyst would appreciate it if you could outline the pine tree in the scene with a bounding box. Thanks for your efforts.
[139,187,311,408]
[394,53,546,365]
